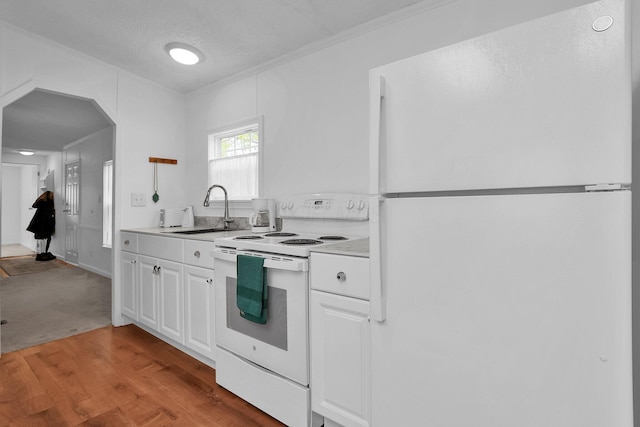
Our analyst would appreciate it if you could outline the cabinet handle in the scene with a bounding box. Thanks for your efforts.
[124,240,130,245]
[130,260,136,264]
[337,271,346,282]
[157,266,161,274]
[194,250,201,258]
[153,266,157,274]
[206,278,213,285]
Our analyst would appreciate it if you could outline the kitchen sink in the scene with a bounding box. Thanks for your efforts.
[163,228,227,234]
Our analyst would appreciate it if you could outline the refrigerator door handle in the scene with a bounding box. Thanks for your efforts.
[369,73,385,195]
[369,72,387,322]
[370,194,386,322]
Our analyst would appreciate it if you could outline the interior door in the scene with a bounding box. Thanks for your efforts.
[64,161,79,263]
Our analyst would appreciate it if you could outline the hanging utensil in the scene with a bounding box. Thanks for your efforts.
[152,161,159,203]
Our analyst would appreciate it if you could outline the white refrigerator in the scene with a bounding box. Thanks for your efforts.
[368,0,632,426]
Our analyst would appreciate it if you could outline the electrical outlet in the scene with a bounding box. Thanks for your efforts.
[131,193,146,207]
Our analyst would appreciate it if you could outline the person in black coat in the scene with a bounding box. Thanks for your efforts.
[26,191,56,261]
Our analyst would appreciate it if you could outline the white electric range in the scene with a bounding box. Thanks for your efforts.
[213,193,368,427]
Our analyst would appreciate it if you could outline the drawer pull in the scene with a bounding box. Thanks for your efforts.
[337,271,346,282]
[124,240,130,245]
[194,250,201,258]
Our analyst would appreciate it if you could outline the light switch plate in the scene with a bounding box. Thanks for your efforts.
[131,193,146,207]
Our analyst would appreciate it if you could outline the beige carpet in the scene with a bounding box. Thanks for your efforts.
[0,255,68,276]
[0,267,112,353]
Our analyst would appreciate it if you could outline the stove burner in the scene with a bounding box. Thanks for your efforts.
[265,232,298,237]
[234,235,264,240]
[319,236,348,241]
[280,239,323,246]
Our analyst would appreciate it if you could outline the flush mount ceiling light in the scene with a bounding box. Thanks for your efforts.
[17,150,35,156]
[165,42,203,65]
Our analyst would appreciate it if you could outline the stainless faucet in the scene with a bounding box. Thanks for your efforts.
[203,184,234,229]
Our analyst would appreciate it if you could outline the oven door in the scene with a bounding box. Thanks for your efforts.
[213,247,309,386]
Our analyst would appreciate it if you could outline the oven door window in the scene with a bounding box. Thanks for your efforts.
[226,277,288,351]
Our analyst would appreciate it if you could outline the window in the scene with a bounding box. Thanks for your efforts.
[102,160,113,247]
[208,117,262,201]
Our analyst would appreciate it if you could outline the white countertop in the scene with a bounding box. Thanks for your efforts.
[121,228,369,257]
[309,237,369,258]
[121,226,249,242]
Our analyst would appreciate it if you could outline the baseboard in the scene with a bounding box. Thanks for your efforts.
[77,262,112,279]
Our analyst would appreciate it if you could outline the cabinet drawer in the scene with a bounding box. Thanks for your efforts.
[184,240,216,268]
[138,234,183,261]
[310,253,369,300]
[121,232,138,252]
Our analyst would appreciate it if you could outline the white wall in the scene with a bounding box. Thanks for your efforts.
[1,160,41,249]
[19,163,37,249]
[62,126,113,276]
[630,0,640,423]
[1,164,21,244]
[0,23,187,226]
[184,0,594,219]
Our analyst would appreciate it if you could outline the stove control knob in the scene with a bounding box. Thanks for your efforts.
[337,271,347,282]
[347,200,355,209]
[288,200,294,209]
[357,200,366,210]
[280,201,287,211]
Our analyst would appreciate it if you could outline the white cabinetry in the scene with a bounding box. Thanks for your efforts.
[119,230,218,362]
[136,235,185,345]
[138,255,159,328]
[158,259,184,343]
[183,238,216,360]
[184,265,216,359]
[310,253,370,427]
[120,232,139,321]
[120,251,138,320]
[138,255,184,344]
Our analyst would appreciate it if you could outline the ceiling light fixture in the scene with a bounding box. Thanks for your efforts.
[165,42,203,65]
[17,150,35,156]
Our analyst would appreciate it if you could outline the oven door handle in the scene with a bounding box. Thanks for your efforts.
[213,247,308,272]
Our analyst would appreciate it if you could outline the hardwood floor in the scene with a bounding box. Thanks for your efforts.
[0,325,286,426]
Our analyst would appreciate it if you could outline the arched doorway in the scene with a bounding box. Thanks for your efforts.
[0,86,117,353]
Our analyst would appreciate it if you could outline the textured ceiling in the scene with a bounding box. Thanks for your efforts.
[2,90,112,155]
[0,0,426,93]
[0,0,431,155]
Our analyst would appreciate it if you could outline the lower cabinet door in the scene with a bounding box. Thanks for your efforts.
[184,265,216,360]
[138,255,159,330]
[311,290,371,427]
[120,251,138,320]
[158,259,184,344]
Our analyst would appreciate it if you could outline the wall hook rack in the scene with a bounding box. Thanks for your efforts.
[149,157,177,202]
[149,157,177,164]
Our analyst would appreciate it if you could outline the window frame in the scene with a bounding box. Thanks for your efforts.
[206,116,264,211]
[102,160,113,248]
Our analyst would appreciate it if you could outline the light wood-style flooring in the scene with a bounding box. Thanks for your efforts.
[0,325,285,426]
